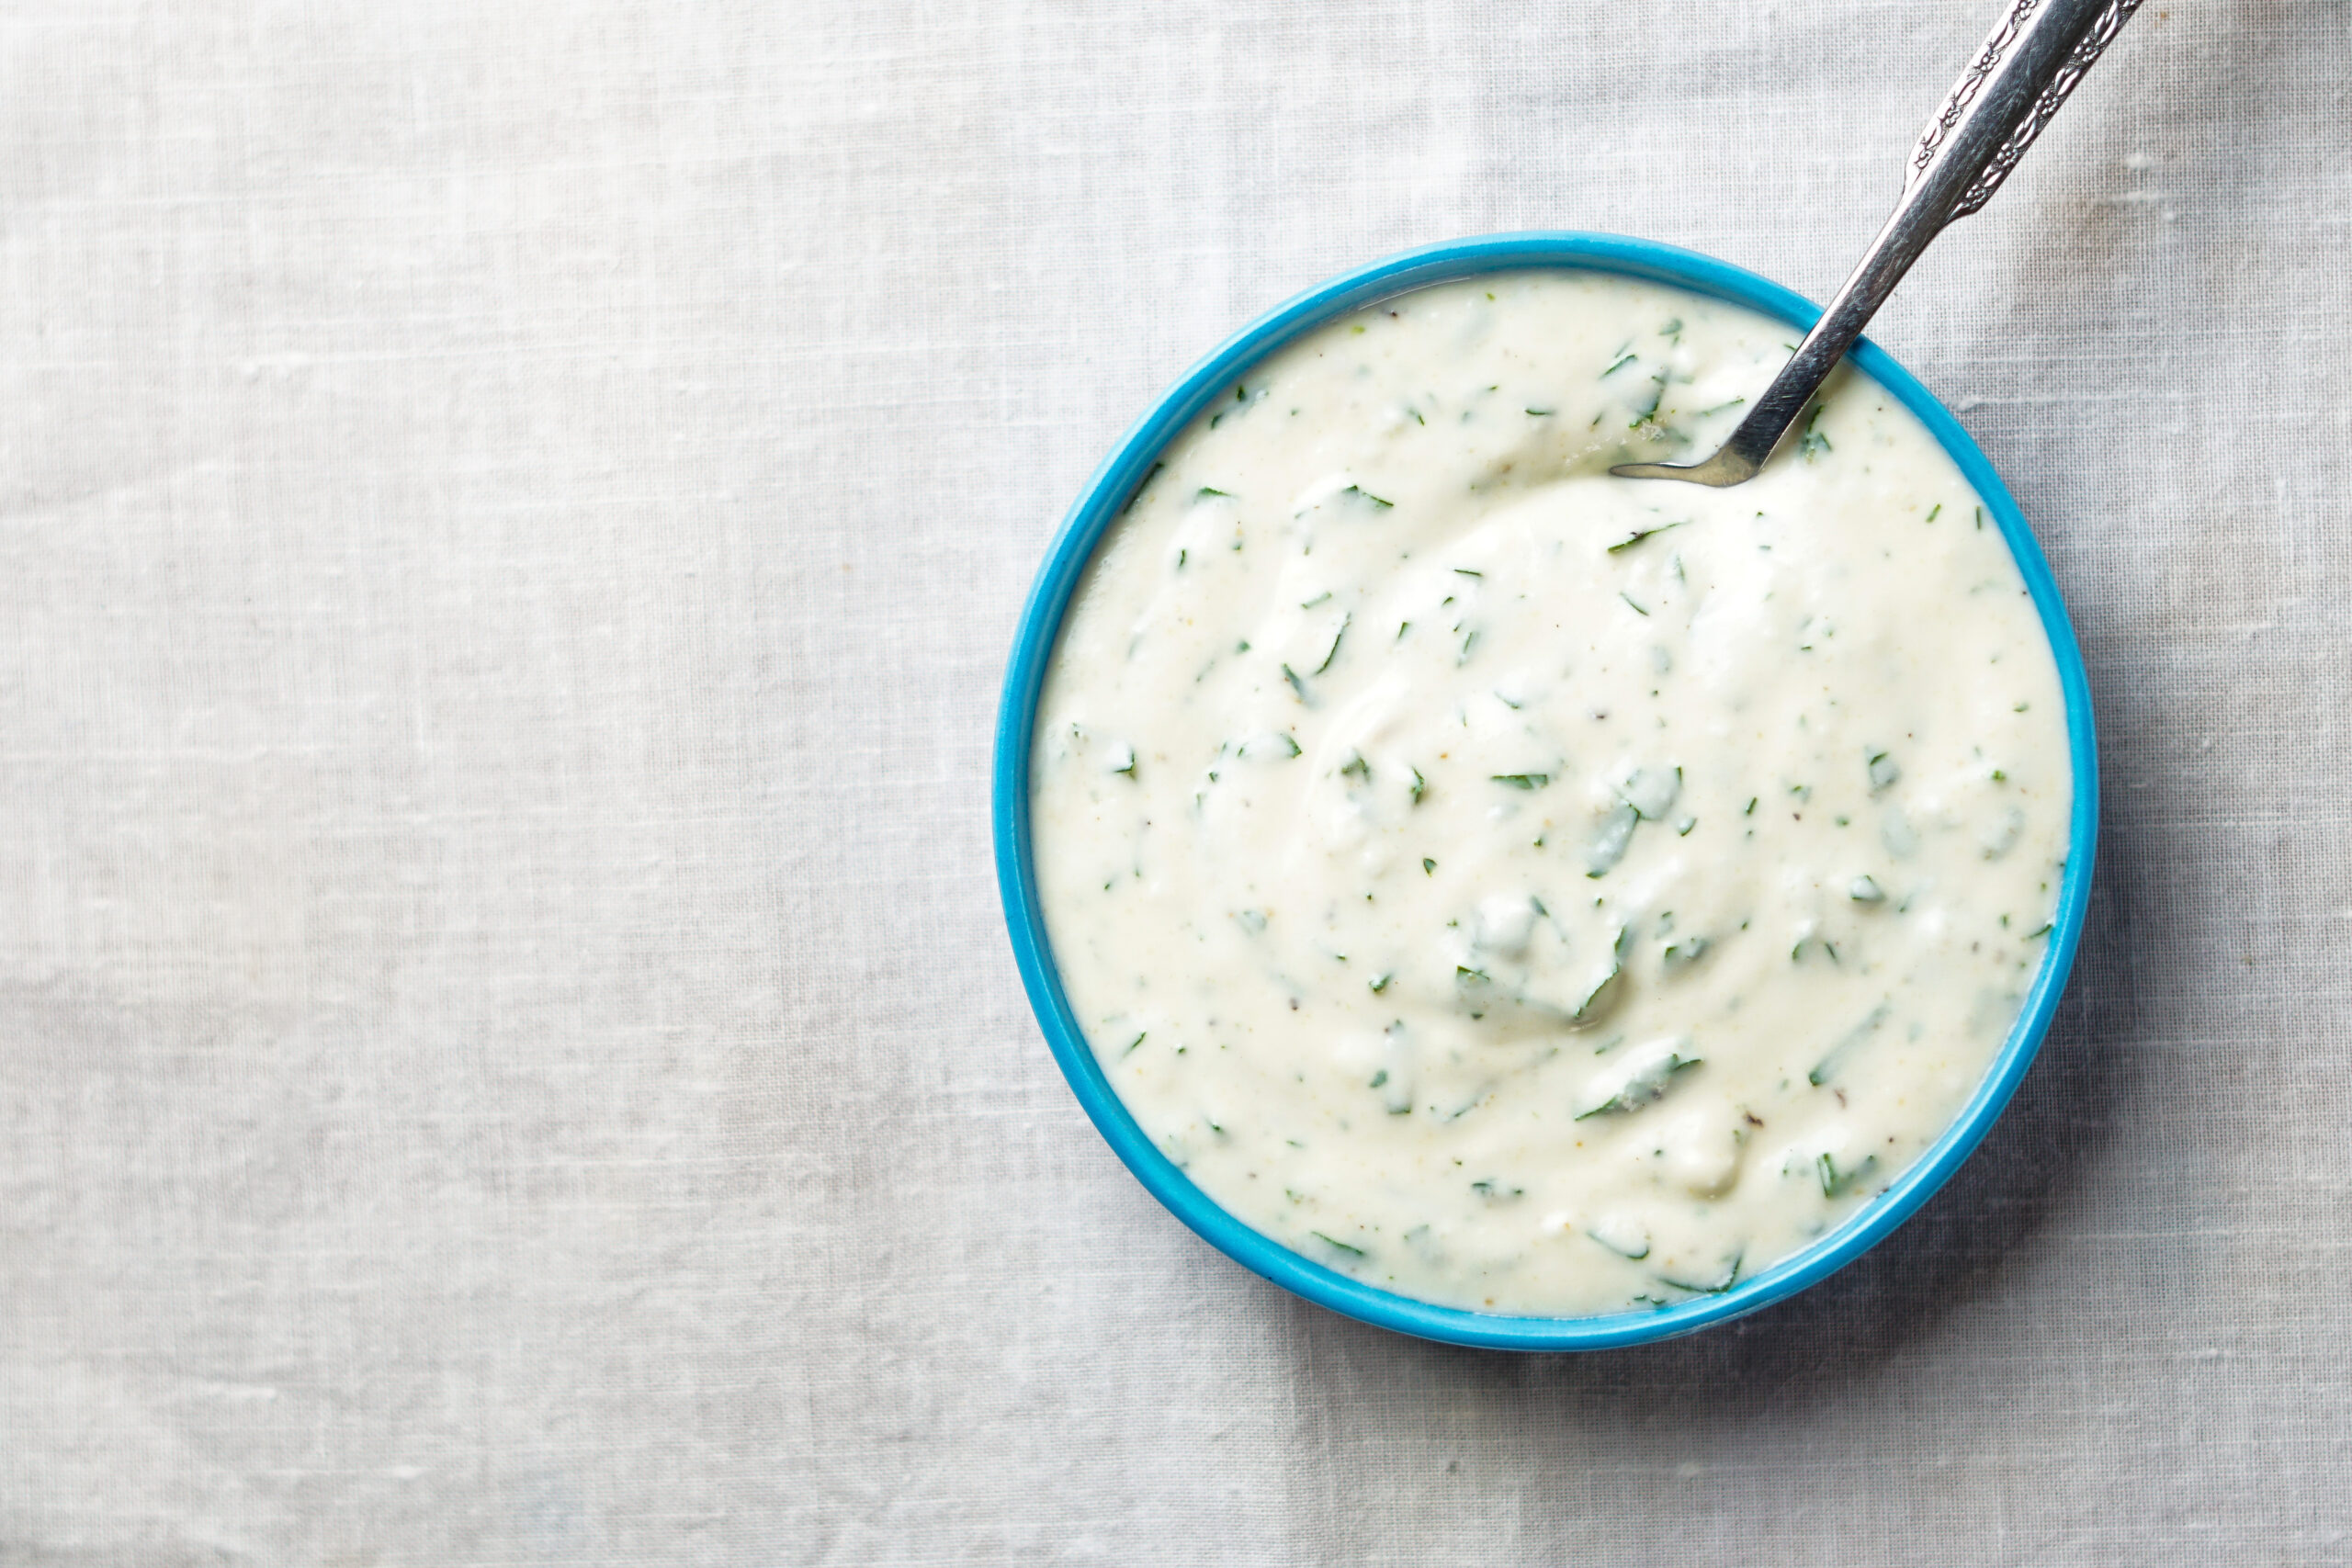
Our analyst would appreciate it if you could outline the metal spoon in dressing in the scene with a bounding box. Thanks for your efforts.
[1612,0,2143,488]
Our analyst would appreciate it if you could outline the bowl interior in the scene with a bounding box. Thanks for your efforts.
[993,231,2098,1351]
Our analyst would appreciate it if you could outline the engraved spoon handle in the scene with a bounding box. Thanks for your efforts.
[1613,0,2143,487]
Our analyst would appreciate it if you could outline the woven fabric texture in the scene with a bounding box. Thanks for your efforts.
[0,1,2345,1562]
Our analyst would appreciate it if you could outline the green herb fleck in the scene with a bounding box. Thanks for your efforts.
[1607,519,1688,554]
[1657,1252,1743,1295]
[1630,372,1668,427]
[1799,402,1832,460]
[1491,773,1549,790]
[1816,1152,1879,1198]
[1121,462,1164,513]
[1314,613,1351,675]
[1312,1232,1366,1258]
[1576,1048,1702,1120]
[1808,1001,1890,1086]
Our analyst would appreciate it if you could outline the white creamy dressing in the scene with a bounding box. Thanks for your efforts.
[1030,271,2070,1316]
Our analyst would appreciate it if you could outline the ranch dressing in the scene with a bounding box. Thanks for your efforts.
[1030,271,2069,1317]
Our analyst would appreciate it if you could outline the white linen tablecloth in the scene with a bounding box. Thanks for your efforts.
[1,1,2346,1561]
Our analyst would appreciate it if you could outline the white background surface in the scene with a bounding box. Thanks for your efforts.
[1,1,2346,1562]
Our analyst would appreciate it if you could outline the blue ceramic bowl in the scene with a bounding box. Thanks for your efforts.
[992,232,2098,1350]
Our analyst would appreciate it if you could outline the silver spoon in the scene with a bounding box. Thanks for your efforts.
[1612,0,2143,488]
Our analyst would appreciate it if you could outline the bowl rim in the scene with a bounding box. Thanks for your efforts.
[990,231,2099,1351]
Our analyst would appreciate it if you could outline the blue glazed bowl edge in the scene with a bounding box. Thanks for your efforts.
[989,231,2099,1352]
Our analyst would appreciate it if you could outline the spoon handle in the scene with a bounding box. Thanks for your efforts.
[1617,0,2143,487]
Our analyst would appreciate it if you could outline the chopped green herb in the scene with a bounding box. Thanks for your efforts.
[1589,1226,1651,1261]
[1630,372,1668,427]
[1369,972,1393,994]
[1799,402,1831,459]
[1341,484,1394,509]
[1576,1047,1702,1120]
[1491,773,1549,790]
[1816,1152,1879,1199]
[1616,765,1681,821]
[1808,1002,1890,1086]
[1587,802,1638,878]
[1657,1252,1743,1295]
[1196,486,1230,500]
[1281,663,1307,699]
[1409,767,1427,804]
[1606,519,1688,554]
[1121,461,1164,513]
[1311,1232,1366,1258]
[1453,566,1483,577]
[1926,502,1942,523]
[1661,934,1709,969]
[1314,613,1351,675]
[1601,352,1638,378]
[1422,857,1437,875]
[1618,591,1650,616]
